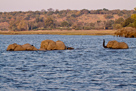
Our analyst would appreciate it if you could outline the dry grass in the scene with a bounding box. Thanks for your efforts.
[0,30,116,35]
[77,14,122,23]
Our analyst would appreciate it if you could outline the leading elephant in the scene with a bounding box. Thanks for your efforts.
[103,39,129,49]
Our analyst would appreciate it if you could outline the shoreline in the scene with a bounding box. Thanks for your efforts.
[0,30,116,35]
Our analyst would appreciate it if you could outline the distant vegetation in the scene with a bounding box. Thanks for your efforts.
[0,8,136,31]
[114,8,136,38]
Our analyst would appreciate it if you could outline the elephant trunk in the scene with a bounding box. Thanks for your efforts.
[103,39,107,48]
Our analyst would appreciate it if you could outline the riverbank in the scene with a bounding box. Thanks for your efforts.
[0,30,116,35]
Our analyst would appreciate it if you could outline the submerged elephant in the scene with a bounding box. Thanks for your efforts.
[7,40,74,51]
[7,43,38,51]
[40,39,74,50]
[103,39,129,49]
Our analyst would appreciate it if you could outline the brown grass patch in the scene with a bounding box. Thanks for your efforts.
[0,30,116,35]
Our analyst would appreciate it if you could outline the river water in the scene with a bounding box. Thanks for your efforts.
[0,35,136,91]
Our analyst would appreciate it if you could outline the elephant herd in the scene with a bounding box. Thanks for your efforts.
[7,39,74,51]
[6,39,129,51]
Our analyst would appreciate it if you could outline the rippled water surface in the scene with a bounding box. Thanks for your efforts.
[0,35,136,91]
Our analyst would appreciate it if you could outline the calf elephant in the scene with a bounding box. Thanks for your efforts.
[103,39,129,49]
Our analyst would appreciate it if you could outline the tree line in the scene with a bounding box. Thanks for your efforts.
[0,8,136,31]
[113,8,136,29]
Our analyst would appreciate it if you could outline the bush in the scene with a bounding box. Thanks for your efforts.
[105,20,114,29]
[84,26,91,30]
[133,20,136,28]
[113,24,122,29]
[104,14,114,19]
[114,18,124,24]
[122,17,135,27]
[61,21,69,27]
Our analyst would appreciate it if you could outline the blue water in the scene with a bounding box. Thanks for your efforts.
[0,35,136,91]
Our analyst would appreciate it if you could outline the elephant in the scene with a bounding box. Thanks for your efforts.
[114,27,136,38]
[22,43,38,51]
[7,43,38,51]
[40,39,74,50]
[103,39,129,49]
[40,39,56,50]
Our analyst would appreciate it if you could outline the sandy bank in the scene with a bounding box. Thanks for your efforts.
[0,30,116,35]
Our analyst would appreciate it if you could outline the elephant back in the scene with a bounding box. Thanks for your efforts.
[56,40,66,50]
